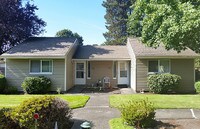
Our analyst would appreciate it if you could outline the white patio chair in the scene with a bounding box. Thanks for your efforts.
[103,76,111,89]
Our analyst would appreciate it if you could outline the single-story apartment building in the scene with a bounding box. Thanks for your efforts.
[1,37,199,93]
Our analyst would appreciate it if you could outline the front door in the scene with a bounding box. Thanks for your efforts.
[118,61,129,85]
[75,62,86,85]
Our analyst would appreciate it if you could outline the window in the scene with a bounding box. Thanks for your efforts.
[30,60,53,74]
[120,62,127,77]
[113,61,117,79]
[148,61,158,72]
[148,60,170,73]
[42,61,52,72]
[30,60,40,73]
[76,63,84,78]
[87,61,91,79]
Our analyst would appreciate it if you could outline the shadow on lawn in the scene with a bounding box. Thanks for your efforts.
[155,120,180,129]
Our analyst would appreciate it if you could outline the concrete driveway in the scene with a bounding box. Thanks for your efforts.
[156,109,200,119]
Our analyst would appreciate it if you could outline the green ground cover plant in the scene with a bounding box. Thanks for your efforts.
[110,94,200,109]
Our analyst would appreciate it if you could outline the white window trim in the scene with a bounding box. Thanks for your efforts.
[87,61,91,79]
[29,60,53,74]
[113,61,117,79]
[148,59,171,74]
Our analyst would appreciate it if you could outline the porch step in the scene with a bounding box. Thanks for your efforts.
[117,85,128,88]
[67,85,85,93]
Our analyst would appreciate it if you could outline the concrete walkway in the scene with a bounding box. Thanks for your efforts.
[70,89,200,129]
[71,94,120,129]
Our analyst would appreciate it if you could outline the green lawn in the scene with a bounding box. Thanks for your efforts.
[110,94,200,109]
[109,118,133,129]
[0,95,90,109]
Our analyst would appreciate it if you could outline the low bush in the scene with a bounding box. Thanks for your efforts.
[195,81,200,93]
[0,74,7,93]
[120,98,155,128]
[4,86,19,94]
[9,96,72,129]
[147,73,181,94]
[21,76,51,94]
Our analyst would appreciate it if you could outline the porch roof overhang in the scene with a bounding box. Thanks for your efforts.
[72,58,131,61]
[72,45,131,61]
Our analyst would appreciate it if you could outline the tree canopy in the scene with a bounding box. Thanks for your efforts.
[55,29,83,46]
[102,0,132,45]
[128,0,200,52]
[0,0,46,54]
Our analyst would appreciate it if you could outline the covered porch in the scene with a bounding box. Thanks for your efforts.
[72,45,131,88]
[73,60,130,88]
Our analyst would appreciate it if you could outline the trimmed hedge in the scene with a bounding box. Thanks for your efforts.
[120,99,155,128]
[195,81,200,93]
[21,76,51,94]
[0,96,72,129]
[0,108,22,129]
[0,74,6,93]
[147,73,181,94]
[4,86,19,94]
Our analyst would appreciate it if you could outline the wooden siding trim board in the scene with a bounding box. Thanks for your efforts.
[64,57,67,91]
[127,40,137,91]
[65,39,79,91]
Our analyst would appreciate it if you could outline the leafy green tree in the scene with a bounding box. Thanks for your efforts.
[128,0,200,52]
[0,0,46,54]
[102,0,132,45]
[55,29,83,45]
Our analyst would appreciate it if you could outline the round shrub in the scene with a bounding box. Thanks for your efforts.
[195,81,200,93]
[147,73,181,94]
[0,74,6,93]
[10,96,72,129]
[21,76,51,94]
[120,99,155,128]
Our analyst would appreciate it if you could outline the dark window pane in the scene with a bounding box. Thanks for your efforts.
[87,62,91,78]
[113,61,117,78]
[120,71,127,77]
[76,71,84,78]
[149,61,158,72]
[76,63,84,70]
[30,60,40,73]
[42,61,52,72]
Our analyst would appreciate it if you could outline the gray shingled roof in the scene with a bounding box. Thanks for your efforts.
[73,45,130,60]
[1,37,76,58]
[128,38,200,58]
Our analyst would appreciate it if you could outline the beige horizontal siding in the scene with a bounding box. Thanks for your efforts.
[86,61,117,87]
[171,59,195,93]
[136,59,148,91]
[66,43,77,90]
[6,59,65,91]
[136,58,195,93]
